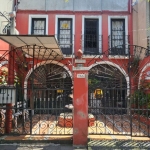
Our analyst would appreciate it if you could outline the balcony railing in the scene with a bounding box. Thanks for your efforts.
[81,35,103,55]
[57,34,74,56]
[56,34,130,56]
[108,35,130,55]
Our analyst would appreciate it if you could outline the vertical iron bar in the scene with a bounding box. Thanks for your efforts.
[128,45,132,137]
[112,88,115,135]
[30,44,35,135]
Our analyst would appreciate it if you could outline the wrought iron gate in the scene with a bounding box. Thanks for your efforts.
[0,86,73,135]
[0,43,73,136]
[88,45,150,137]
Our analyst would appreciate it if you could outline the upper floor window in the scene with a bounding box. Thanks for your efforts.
[28,15,48,35]
[84,19,99,55]
[108,16,128,55]
[82,16,102,55]
[31,18,46,35]
[111,19,125,55]
[57,18,73,55]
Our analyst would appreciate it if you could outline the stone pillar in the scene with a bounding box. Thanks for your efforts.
[73,59,88,147]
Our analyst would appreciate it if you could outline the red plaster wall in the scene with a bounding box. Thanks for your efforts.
[0,40,9,50]
[0,40,9,59]
[16,13,29,35]
[16,10,133,55]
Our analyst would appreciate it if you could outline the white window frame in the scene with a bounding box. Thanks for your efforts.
[82,15,102,55]
[108,15,128,55]
[28,14,48,35]
[55,15,75,54]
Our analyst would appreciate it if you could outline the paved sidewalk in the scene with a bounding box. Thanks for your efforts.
[88,139,150,150]
[0,143,88,150]
[0,143,74,150]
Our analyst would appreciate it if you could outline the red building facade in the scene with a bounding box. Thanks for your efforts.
[1,0,150,147]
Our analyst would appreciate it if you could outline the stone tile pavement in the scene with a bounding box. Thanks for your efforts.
[88,139,150,150]
[0,143,74,150]
[0,135,150,150]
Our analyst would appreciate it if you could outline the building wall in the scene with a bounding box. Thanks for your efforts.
[14,0,133,90]
[146,1,150,41]
[0,0,14,56]
[132,0,147,48]
[0,0,14,34]
[18,0,129,12]
[16,11,132,54]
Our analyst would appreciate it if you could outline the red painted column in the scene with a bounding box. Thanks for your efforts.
[5,47,14,133]
[73,59,88,147]
[5,104,13,133]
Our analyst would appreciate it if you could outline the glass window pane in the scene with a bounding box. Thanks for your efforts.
[32,18,46,35]
[58,19,72,48]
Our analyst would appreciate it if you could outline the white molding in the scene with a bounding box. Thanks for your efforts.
[82,15,102,53]
[55,15,75,53]
[108,15,128,54]
[83,55,103,58]
[73,66,89,71]
[28,14,48,35]
[138,63,150,88]
[0,61,8,67]
[108,55,129,59]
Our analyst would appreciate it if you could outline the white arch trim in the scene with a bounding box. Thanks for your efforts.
[24,60,72,100]
[138,63,150,88]
[88,61,130,95]
[0,60,8,67]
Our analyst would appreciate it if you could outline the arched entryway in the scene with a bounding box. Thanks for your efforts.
[88,62,128,115]
[25,62,73,114]
[87,45,150,137]
[0,35,74,136]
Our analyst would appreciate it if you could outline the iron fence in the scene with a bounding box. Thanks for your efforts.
[88,87,150,137]
[0,86,73,135]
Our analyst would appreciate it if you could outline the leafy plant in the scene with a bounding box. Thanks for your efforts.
[130,90,148,106]
[88,78,99,86]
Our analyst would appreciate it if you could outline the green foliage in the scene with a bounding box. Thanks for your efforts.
[130,89,150,106]
[88,78,99,86]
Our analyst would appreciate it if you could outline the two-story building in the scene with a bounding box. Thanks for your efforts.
[14,0,133,93]
[0,0,150,145]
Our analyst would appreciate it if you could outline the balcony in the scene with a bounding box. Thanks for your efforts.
[108,35,129,55]
[81,35,103,55]
[57,34,74,56]
[56,34,130,56]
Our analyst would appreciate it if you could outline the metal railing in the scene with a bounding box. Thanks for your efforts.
[81,35,103,55]
[0,85,73,135]
[108,35,130,55]
[56,34,74,56]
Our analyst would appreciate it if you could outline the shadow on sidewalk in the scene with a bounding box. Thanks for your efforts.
[88,140,150,150]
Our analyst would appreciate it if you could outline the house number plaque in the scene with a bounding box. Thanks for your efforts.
[77,74,85,78]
